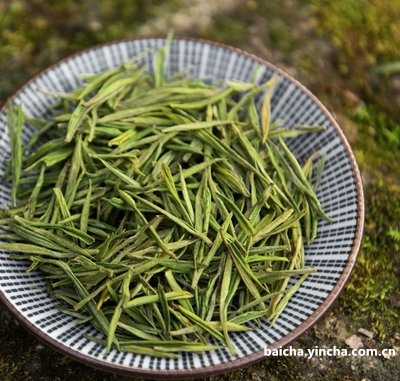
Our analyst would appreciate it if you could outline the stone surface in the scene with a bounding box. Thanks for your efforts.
[358,328,375,340]
[345,335,363,350]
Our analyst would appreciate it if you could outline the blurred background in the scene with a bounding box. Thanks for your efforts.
[0,0,399,380]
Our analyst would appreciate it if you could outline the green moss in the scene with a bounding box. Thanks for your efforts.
[341,183,400,340]
[310,0,400,68]
[306,1,400,342]
[309,0,400,114]
[198,0,309,54]
[199,16,248,47]
[0,0,183,100]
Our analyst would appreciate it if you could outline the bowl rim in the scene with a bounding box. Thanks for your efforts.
[0,35,364,380]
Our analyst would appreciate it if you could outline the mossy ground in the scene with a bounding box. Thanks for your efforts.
[0,0,399,380]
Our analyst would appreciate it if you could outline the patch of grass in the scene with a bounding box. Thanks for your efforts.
[352,104,400,184]
[355,105,400,150]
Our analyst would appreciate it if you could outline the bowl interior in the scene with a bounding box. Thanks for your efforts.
[0,38,362,376]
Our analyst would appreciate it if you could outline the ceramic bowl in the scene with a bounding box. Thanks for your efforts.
[0,37,364,379]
